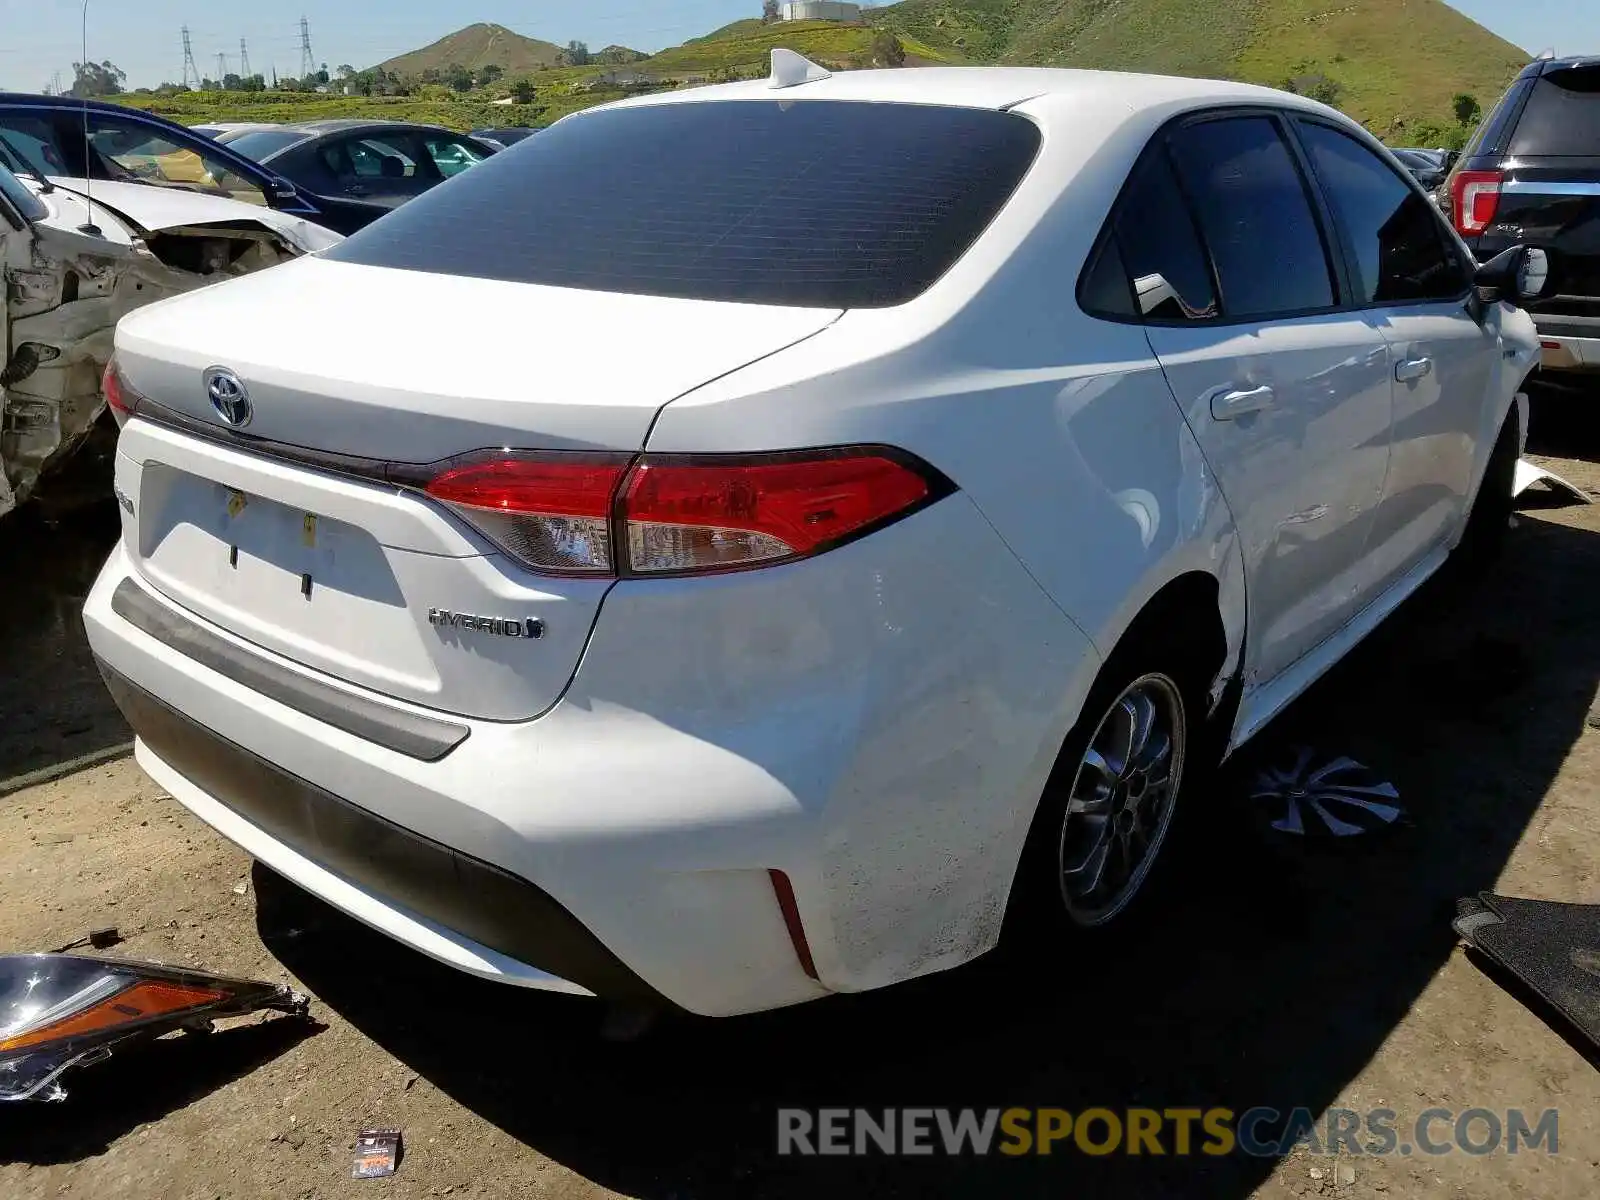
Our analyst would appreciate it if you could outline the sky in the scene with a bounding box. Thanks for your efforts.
[0,0,1589,92]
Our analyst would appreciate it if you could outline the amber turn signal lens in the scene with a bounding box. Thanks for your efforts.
[0,980,227,1052]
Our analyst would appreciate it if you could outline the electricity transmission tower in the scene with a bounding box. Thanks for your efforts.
[298,17,316,79]
[216,52,228,81]
[240,38,252,80]
[181,26,200,89]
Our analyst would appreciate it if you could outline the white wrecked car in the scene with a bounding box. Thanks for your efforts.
[0,162,339,519]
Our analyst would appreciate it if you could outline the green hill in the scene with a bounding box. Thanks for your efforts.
[379,22,564,76]
[638,18,952,75]
[867,0,1528,135]
[148,3,1526,144]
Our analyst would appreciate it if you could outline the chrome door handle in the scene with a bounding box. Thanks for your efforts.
[1395,357,1433,382]
[1208,384,1277,420]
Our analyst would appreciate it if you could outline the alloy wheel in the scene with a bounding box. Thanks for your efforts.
[1058,673,1187,926]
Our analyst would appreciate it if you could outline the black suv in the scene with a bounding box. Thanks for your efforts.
[1444,56,1600,376]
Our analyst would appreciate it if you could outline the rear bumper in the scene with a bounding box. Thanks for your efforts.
[1535,334,1600,373]
[1532,315,1600,373]
[99,661,653,1003]
[85,487,1098,1016]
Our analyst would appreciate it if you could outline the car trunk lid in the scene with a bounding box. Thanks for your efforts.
[113,256,841,721]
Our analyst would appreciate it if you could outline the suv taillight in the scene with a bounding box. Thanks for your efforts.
[102,356,142,428]
[1451,169,1504,237]
[422,447,951,578]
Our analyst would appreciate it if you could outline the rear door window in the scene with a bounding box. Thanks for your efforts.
[326,100,1043,308]
[1510,64,1600,156]
[1090,146,1218,321]
[1166,116,1338,319]
[422,136,488,178]
[345,137,423,179]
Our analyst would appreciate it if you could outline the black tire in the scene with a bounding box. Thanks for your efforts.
[1454,411,1519,572]
[1006,630,1217,945]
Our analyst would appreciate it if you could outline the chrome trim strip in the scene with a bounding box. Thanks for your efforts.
[1503,180,1600,197]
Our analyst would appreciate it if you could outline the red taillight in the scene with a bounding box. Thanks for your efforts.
[622,450,936,575]
[424,454,628,575]
[422,447,947,578]
[102,356,139,428]
[1450,169,1504,236]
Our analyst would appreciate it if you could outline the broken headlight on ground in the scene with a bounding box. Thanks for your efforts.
[0,953,309,1102]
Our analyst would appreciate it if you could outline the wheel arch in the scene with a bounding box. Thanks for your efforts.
[999,566,1237,941]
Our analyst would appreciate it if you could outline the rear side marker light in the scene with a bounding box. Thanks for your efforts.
[1450,169,1504,237]
[420,446,952,579]
[768,869,819,981]
[1541,340,1561,350]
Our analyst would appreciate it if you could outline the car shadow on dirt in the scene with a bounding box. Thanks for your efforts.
[0,424,129,785]
[252,468,1600,1199]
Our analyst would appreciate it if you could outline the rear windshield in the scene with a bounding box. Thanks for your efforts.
[219,129,310,160]
[326,100,1043,308]
[1511,65,1600,156]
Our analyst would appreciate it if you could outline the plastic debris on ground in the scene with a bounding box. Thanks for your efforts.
[1455,893,1600,1055]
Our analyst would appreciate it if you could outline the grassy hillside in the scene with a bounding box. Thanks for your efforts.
[868,0,1528,135]
[689,19,769,43]
[640,19,952,75]
[117,3,1528,146]
[379,22,564,76]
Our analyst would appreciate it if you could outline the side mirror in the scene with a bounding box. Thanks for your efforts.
[1473,244,1550,306]
[269,178,300,201]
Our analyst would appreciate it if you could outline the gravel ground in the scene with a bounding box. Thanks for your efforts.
[2,390,1600,1198]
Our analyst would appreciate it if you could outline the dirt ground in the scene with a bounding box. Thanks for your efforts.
[4,391,1600,1198]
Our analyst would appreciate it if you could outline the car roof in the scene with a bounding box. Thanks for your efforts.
[0,91,159,112]
[277,119,459,136]
[596,65,1332,120]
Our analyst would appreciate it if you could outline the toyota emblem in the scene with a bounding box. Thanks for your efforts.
[204,367,253,428]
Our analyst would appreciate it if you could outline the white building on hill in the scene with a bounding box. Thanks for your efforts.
[781,2,863,21]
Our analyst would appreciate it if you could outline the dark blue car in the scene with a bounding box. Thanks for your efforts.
[0,93,389,236]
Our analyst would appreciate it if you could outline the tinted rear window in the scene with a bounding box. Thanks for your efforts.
[1510,66,1600,156]
[221,129,311,160]
[326,100,1043,308]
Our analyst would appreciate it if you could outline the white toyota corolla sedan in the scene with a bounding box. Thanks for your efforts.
[84,56,1545,1018]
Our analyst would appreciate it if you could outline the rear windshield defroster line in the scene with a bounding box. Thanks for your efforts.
[325,100,1044,309]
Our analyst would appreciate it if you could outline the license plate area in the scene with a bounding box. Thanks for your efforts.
[219,486,329,598]
[135,464,421,687]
